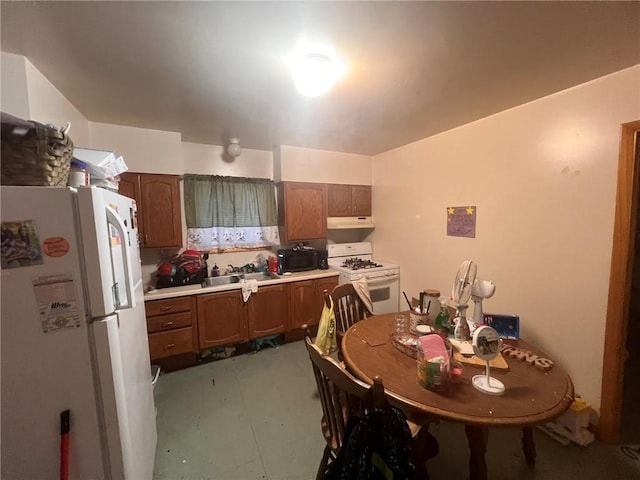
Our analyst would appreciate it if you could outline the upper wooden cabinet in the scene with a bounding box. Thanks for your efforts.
[119,172,183,248]
[327,184,372,217]
[277,182,327,243]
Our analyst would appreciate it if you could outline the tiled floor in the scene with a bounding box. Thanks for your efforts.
[154,340,640,480]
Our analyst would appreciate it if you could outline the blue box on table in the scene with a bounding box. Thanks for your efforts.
[483,313,520,339]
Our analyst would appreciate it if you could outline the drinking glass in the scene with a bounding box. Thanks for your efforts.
[395,314,408,340]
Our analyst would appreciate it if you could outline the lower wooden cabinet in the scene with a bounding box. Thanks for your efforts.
[145,296,197,360]
[146,275,339,359]
[197,290,248,349]
[248,284,288,338]
[289,276,339,330]
[198,284,289,348]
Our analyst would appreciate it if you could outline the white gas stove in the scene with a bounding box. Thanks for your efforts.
[327,242,400,314]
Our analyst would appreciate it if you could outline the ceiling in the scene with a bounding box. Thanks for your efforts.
[2,1,639,155]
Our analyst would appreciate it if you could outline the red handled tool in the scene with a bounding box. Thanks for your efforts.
[60,410,70,480]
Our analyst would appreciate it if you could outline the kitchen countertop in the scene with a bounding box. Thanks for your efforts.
[144,269,340,301]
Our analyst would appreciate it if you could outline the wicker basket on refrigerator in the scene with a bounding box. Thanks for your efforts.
[1,112,74,187]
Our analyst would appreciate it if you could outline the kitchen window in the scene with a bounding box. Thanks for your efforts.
[183,174,279,251]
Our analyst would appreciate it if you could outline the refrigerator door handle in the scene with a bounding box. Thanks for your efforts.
[105,205,136,309]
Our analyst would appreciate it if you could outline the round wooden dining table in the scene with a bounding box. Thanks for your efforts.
[341,313,574,480]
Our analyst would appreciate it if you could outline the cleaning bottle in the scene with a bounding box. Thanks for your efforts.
[434,296,451,340]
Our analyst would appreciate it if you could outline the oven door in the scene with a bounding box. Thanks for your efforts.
[353,272,400,315]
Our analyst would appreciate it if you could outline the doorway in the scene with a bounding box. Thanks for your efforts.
[599,120,640,444]
[620,132,640,444]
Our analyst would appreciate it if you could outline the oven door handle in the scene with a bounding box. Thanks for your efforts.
[363,274,400,285]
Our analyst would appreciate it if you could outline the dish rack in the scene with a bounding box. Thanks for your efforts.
[155,267,208,289]
[390,333,419,359]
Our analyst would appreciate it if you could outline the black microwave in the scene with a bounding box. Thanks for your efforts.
[277,247,318,274]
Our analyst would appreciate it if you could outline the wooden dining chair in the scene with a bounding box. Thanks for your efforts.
[330,283,373,358]
[331,283,372,334]
[304,333,436,480]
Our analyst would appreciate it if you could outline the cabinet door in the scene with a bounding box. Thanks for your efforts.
[280,182,327,242]
[148,328,194,359]
[118,172,139,201]
[118,173,143,244]
[139,174,182,248]
[197,290,248,349]
[315,276,339,321]
[327,184,352,216]
[248,284,288,338]
[288,280,319,330]
[351,185,372,217]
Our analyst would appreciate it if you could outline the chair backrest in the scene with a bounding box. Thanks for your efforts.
[304,335,386,454]
[330,283,372,334]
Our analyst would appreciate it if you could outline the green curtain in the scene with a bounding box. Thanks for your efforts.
[184,175,277,228]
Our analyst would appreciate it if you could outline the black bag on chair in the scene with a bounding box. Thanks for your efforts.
[325,404,415,480]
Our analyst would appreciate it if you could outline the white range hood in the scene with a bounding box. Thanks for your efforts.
[327,216,375,229]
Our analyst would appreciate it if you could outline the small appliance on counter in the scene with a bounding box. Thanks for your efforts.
[155,250,208,289]
[318,249,329,269]
[277,244,318,274]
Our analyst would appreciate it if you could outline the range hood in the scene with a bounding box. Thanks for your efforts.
[327,216,375,229]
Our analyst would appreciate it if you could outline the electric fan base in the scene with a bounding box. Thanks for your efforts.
[472,375,505,396]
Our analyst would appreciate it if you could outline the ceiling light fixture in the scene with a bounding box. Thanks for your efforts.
[227,137,242,158]
[289,40,344,97]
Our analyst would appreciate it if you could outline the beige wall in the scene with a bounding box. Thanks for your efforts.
[276,145,372,184]
[89,122,183,174]
[0,53,91,145]
[371,65,640,413]
[1,53,30,119]
[182,142,273,178]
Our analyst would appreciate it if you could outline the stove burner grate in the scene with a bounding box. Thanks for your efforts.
[341,257,383,270]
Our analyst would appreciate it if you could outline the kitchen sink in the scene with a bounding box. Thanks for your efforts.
[201,271,277,288]
[242,272,278,281]
[201,275,242,287]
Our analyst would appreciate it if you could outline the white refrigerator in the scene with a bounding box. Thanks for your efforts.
[1,186,157,479]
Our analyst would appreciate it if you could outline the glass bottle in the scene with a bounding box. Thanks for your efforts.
[395,314,409,341]
[454,305,471,341]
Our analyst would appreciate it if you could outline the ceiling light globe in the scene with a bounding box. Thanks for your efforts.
[289,41,344,97]
[227,138,242,158]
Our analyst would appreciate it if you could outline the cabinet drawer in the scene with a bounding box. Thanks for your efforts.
[145,297,191,317]
[147,311,192,333]
[148,327,194,359]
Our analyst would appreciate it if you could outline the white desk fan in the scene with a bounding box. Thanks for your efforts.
[451,260,477,340]
[471,278,496,329]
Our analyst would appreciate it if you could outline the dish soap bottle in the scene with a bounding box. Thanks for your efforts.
[211,264,219,277]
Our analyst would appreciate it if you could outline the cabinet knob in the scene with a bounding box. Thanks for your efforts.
[163,343,175,351]
[161,321,174,328]
[160,306,173,312]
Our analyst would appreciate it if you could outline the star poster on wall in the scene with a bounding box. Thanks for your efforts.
[447,206,476,238]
